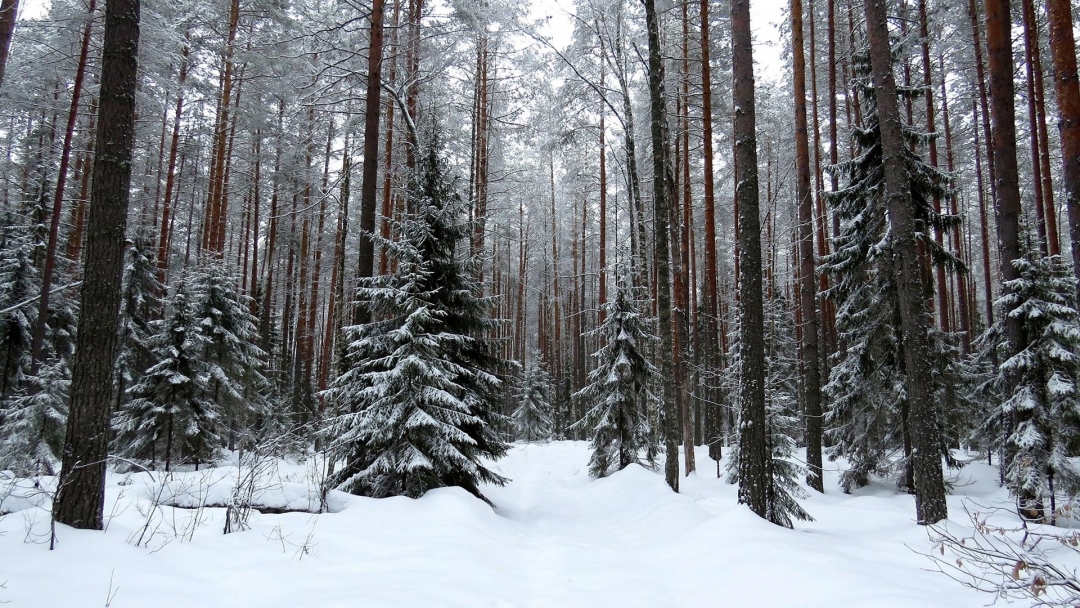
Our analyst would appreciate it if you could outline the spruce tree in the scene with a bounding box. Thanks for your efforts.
[572,280,657,478]
[114,278,216,470]
[993,251,1080,521]
[0,358,68,475]
[115,232,161,413]
[823,48,964,493]
[0,225,38,397]
[724,291,812,527]
[325,141,509,502]
[189,262,268,449]
[513,362,554,443]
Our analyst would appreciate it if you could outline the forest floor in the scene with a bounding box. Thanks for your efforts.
[0,442,1010,607]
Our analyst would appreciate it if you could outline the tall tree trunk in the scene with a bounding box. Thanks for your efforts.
[202,0,240,257]
[355,0,386,324]
[939,54,972,353]
[54,0,141,531]
[379,0,401,277]
[549,154,562,427]
[986,0,1026,359]
[864,0,947,525]
[404,0,423,172]
[700,0,721,463]
[260,100,285,348]
[643,0,680,492]
[731,0,767,517]
[65,100,96,265]
[917,0,950,333]
[29,0,97,375]
[808,0,834,362]
[1046,0,1080,298]
[1021,0,1049,255]
[157,40,189,289]
[598,56,607,326]
[968,0,997,253]
[0,0,19,92]
[792,0,824,494]
[988,0,1031,511]
[972,98,995,329]
[1032,10,1060,257]
[677,0,694,475]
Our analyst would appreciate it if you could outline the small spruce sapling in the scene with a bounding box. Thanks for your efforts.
[513,362,554,443]
[572,278,657,478]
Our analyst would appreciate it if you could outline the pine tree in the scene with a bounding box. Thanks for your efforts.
[823,48,964,493]
[325,141,509,503]
[513,362,554,443]
[994,251,1080,521]
[114,278,216,470]
[572,280,657,478]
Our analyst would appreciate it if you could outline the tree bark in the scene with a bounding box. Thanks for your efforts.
[700,0,721,463]
[863,0,947,525]
[917,0,950,333]
[355,0,386,324]
[986,0,1026,360]
[0,0,19,92]
[792,0,824,493]
[731,0,767,517]
[1021,0,1049,255]
[1046,0,1080,299]
[202,0,240,257]
[972,98,995,329]
[157,40,189,290]
[643,0,680,492]
[54,0,141,531]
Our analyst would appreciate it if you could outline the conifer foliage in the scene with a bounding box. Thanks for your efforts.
[823,49,962,493]
[114,264,265,470]
[573,280,657,478]
[115,278,216,470]
[0,359,68,475]
[995,252,1080,518]
[190,262,268,443]
[724,292,812,527]
[326,141,509,502]
[513,362,554,443]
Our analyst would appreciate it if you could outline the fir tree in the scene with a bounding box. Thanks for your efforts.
[325,140,509,502]
[823,48,965,492]
[513,362,554,443]
[993,252,1080,521]
[572,280,657,477]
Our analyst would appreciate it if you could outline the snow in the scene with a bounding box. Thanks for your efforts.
[0,442,1000,607]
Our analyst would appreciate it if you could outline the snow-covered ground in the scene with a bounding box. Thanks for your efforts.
[0,442,1006,607]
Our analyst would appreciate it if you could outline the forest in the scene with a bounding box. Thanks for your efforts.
[2,0,1080,604]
